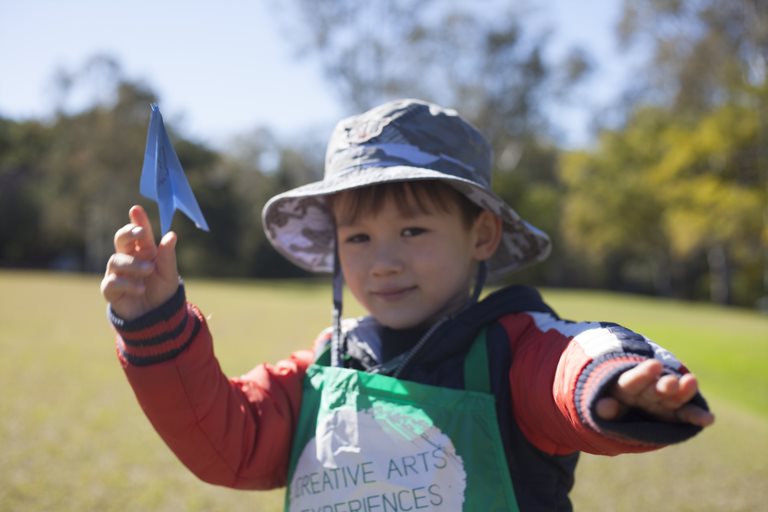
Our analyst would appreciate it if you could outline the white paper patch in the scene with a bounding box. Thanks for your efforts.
[288,406,466,511]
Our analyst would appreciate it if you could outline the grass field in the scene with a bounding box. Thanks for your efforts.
[1,271,766,511]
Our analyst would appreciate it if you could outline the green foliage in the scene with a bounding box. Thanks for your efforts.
[40,82,160,271]
[558,0,768,305]
[652,102,763,258]
[561,93,766,304]
[0,57,322,278]
[0,118,52,266]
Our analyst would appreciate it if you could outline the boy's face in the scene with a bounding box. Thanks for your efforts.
[333,188,497,330]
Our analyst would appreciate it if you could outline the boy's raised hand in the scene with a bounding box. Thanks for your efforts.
[101,205,180,321]
[595,359,715,428]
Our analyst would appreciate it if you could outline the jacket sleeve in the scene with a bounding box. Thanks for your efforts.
[110,284,314,490]
[501,311,708,457]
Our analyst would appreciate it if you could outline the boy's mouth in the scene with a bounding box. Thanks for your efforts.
[370,286,417,301]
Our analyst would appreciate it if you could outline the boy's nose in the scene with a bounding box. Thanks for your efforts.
[370,244,404,276]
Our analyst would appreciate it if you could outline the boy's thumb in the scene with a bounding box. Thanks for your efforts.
[157,231,179,277]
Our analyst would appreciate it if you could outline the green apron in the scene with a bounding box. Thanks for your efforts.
[285,330,520,511]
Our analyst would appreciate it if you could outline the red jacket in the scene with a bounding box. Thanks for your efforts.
[111,284,706,511]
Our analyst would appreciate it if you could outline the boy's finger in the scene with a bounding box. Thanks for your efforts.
[681,373,701,401]
[106,253,155,277]
[655,374,680,399]
[107,274,147,294]
[114,223,135,252]
[100,273,146,301]
[129,204,150,228]
[155,231,179,280]
[114,224,147,254]
[675,404,716,428]
[595,397,627,420]
[128,205,158,258]
[667,373,700,406]
[613,359,664,401]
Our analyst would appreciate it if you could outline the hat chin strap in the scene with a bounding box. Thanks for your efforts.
[471,261,487,303]
[331,242,345,368]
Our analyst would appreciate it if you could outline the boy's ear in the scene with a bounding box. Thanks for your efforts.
[471,210,503,261]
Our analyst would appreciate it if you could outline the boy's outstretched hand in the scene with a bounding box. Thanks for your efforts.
[595,359,715,428]
[101,205,180,321]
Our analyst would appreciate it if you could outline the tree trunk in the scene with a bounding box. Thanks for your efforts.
[652,252,674,297]
[707,244,731,305]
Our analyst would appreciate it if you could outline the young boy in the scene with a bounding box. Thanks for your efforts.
[102,99,714,511]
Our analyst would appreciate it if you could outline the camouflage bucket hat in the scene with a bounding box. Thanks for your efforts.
[262,98,551,280]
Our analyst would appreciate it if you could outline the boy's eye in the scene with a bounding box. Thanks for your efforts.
[344,233,369,244]
[401,227,427,237]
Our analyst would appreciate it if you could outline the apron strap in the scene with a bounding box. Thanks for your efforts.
[463,328,491,394]
[315,342,333,366]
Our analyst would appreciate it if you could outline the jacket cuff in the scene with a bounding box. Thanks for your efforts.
[109,283,201,366]
[576,354,709,446]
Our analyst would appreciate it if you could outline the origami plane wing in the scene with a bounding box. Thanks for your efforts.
[140,103,209,235]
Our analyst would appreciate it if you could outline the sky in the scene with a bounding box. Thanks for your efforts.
[0,0,634,150]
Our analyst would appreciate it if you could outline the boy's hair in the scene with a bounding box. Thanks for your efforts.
[329,180,483,229]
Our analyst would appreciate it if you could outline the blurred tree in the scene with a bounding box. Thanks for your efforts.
[0,118,52,267]
[650,97,765,305]
[273,1,589,125]
[34,55,237,274]
[562,101,764,304]
[560,109,670,294]
[216,127,323,278]
[617,0,767,114]
[565,0,768,305]
[41,56,161,272]
[0,54,328,278]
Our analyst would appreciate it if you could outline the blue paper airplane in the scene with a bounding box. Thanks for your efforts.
[140,103,209,235]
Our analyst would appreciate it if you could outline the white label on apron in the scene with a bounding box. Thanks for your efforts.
[289,405,467,511]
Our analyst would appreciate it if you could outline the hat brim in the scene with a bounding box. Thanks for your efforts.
[262,165,551,280]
